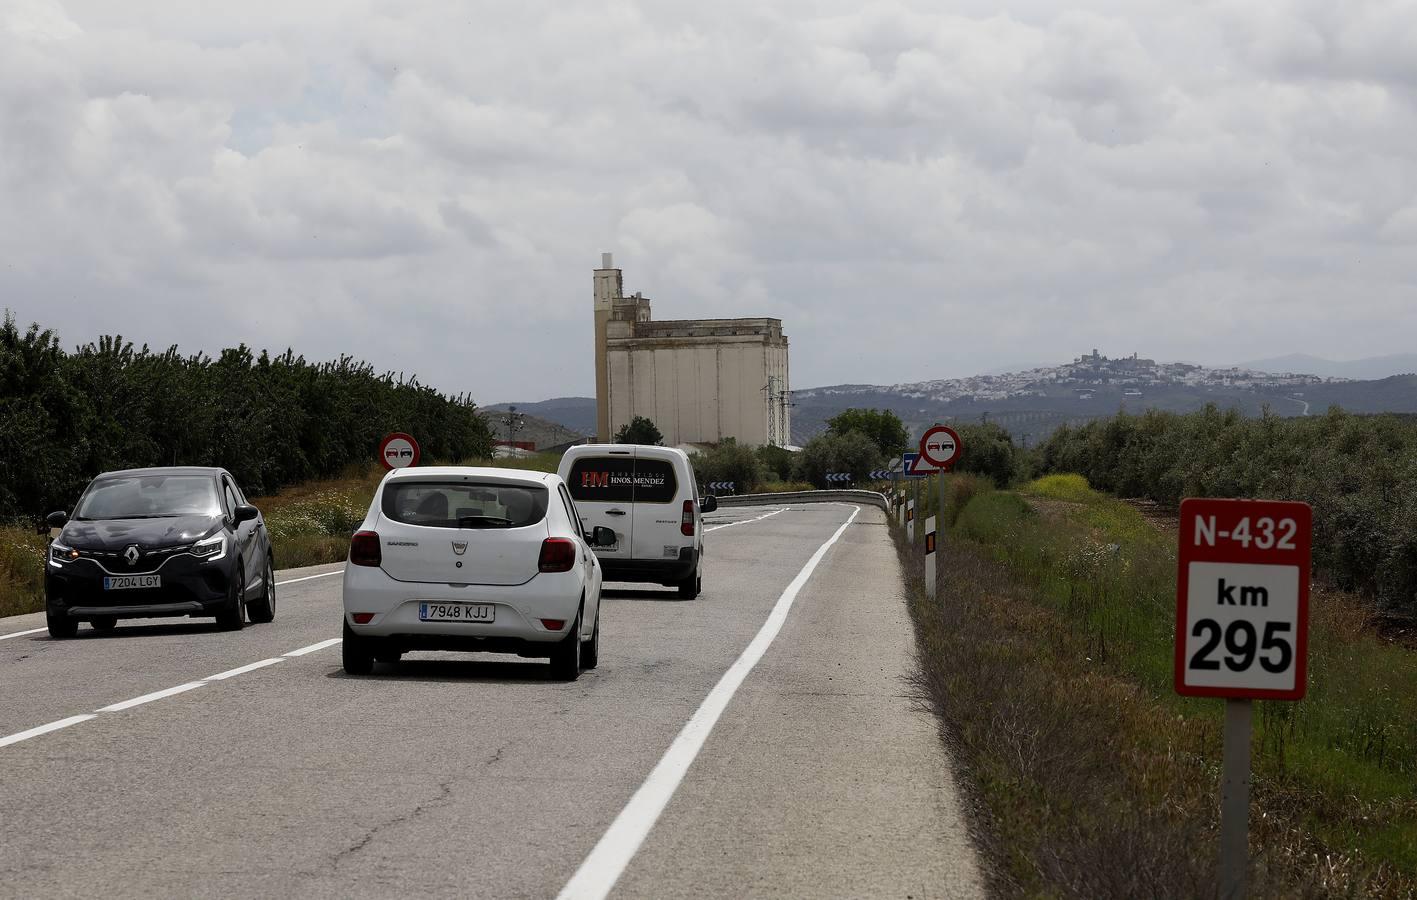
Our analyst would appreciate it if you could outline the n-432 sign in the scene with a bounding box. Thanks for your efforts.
[1174,498,1312,701]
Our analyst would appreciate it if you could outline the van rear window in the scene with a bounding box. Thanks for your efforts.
[568,456,678,504]
[382,482,548,528]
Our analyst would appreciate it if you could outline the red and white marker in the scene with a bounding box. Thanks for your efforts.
[378,432,420,470]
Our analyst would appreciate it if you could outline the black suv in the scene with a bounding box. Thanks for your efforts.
[45,467,275,637]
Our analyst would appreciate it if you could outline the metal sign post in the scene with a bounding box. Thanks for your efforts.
[918,426,963,602]
[1175,498,1312,900]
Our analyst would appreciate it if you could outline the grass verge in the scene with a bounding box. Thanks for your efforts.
[894,473,1416,897]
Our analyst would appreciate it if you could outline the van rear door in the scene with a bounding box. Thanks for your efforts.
[565,452,634,560]
[629,452,685,563]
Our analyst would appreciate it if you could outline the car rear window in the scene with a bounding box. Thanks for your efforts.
[567,456,678,504]
[381,481,548,528]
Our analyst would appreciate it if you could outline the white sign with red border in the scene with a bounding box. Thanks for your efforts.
[1175,498,1311,700]
[919,425,962,471]
[379,432,421,470]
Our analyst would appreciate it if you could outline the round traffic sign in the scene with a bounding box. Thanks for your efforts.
[919,425,962,470]
[379,432,420,470]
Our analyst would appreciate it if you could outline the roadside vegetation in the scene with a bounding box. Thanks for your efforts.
[895,473,1417,897]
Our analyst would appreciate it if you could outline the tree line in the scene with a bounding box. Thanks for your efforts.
[1036,405,1417,615]
[0,313,494,519]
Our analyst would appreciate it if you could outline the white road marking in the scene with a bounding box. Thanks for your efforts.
[97,682,207,713]
[557,505,862,900]
[0,627,46,641]
[704,507,787,533]
[206,658,283,680]
[0,636,343,751]
[284,637,342,657]
[0,714,97,749]
[275,569,343,586]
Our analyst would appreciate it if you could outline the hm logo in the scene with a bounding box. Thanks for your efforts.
[1217,578,1268,607]
[582,472,609,489]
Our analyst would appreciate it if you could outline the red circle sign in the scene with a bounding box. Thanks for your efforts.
[379,432,420,470]
[920,425,962,470]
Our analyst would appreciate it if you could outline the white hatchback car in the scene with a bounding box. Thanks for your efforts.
[340,467,614,680]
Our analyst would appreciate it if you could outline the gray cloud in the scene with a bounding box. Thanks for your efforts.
[2,0,1415,407]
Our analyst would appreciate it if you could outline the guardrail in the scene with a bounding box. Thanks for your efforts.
[712,489,889,512]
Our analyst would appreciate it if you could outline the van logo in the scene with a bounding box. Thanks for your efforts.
[451,541,468,556]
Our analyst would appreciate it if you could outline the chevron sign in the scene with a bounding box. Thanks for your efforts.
[868,469,892,480]
[707,481,736,492]
[825,473,852,483]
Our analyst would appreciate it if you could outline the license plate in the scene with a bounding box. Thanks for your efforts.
[419,602,495,623]
[104,575,161,591]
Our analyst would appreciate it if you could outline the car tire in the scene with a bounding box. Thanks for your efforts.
[550,607,582,681]
[46,609,77,640]
[581,610,600,670]
[343,621,374,675]
[677,567,701,600]
[90,616,117,633]
[247,556,275,624]
[216,566,247,631]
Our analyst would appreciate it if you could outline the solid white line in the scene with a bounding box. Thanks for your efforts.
[0,714,97,749]
[0,627,46,642]
[205,658,283,681]
[704,507,787,533]
[284,637,342,657]
[97,681,207,713]
[275,569,343,586]
[556,504,862,900]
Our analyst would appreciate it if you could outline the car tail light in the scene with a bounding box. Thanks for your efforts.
[352,613,375,624]
[350,531,382,567]
[538,538,576,573]
[681,500,695,536]
[540,618,566,630]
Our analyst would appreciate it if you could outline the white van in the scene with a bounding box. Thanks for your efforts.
[558,444,718,598]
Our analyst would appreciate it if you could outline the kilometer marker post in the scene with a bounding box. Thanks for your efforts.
[1175,498,1312,900]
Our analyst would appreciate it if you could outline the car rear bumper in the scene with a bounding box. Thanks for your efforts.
[599,547,698,584]
[341,564,583,643]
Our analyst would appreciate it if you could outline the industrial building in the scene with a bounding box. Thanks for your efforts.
[592,253,791,447]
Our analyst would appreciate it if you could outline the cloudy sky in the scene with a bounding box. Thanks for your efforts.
[3,0,1415,404]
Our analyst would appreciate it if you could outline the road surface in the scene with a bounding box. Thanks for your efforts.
[0,504,982,899]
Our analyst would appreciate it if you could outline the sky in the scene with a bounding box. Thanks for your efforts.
[3,0,1416,404]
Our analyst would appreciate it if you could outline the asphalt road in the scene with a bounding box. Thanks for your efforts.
[0,504,982,899]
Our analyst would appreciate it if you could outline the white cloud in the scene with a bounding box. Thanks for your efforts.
[2,0,1416,405]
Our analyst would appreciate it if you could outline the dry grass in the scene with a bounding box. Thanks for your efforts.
[894,477,1417,898]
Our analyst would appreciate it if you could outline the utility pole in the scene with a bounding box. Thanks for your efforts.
[503,405,524,450]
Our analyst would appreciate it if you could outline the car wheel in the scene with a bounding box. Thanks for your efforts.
[342,621,374,675]
[216,566,247,631]
[90,616,117,633]
[677,566,701,600]
[46,609,77,640]
[581,610,600,670]
[248,556,275,624]
[549,607,582,681]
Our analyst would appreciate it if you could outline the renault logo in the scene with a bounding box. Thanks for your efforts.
[451,541,468,556]
[123,545,141,566]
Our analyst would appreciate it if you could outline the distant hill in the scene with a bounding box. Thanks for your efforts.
[488,358,1417,449]
[481,403,594,451]
[1235,353,1417,381]
[484,397,596,439]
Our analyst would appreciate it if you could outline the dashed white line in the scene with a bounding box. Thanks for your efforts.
[0,714,97,750]
[275,569,343,586]
[284,637,342,657]
[97,682,208,713]
[704,507,787,533]
[556,504,861,900]
[206,658,283,681]
[0,627,46,642]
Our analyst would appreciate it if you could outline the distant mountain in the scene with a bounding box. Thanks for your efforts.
[1235,353,1417,381]
[484,397,596,438]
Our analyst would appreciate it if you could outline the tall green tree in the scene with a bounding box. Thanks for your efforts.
[826,408,909,458]
[615,415,664,446]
